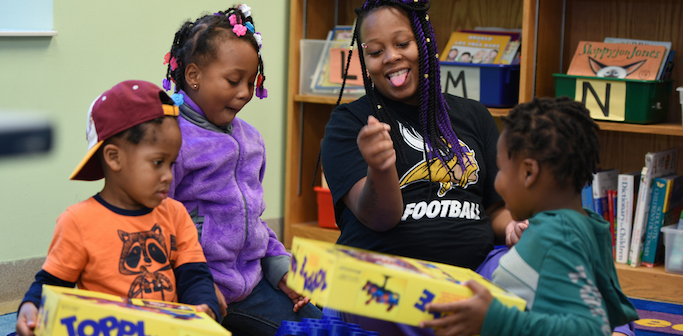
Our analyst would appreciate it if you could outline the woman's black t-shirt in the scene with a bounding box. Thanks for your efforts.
[321,93,502,270]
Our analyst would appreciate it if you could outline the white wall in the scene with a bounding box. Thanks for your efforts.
[0,0,289,262]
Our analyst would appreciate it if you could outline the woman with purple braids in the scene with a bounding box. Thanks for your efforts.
[320,0,518,333]
[321,1,636,335]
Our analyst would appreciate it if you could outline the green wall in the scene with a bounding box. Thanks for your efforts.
[0,0,289,262]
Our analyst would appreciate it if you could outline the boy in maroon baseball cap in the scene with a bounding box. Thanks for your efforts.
[16,80,220,336]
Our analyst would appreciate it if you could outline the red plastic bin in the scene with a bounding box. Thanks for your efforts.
[314,187,337,229]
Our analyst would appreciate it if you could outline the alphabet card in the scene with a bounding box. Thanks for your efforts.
[287,237,526,326]
[567,41,667,80]
[35,285,229,336]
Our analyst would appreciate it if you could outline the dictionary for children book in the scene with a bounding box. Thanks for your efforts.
[567,41,666,80]
[615,171,641,264]
[628,148,679,267]
[35,285,229,336]
[287,237,526,326]
[641,174,683,267]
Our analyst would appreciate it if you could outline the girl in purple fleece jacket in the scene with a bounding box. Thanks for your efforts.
[163,5,323,336]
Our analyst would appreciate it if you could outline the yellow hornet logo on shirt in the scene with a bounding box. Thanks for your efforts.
[398,123,479,197]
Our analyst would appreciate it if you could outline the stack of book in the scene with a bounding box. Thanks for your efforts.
[440,28,521,65]
[567,38,675,80]
[582,148,682,267]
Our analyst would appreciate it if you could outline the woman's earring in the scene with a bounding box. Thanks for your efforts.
[193,84,198,89]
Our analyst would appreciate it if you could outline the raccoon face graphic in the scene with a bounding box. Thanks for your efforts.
[118,224,168,275]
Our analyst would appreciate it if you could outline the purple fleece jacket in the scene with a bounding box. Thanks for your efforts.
[169,93,289,304]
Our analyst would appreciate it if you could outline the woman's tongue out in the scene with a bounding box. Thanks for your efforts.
[388,69,409,87]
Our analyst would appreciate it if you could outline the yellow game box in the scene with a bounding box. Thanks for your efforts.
[35,285,230,336]
[287,237,526,326]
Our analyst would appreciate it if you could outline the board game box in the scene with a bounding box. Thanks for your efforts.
[287,237,526,326]
[35,285,230,336]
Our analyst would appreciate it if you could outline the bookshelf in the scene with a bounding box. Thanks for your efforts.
[284,0,683,304]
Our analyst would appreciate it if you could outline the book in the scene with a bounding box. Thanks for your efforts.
[311,26,364,95]
[592,169,620,219]
[581,183,595,212]
[607,189,617,257]
[287,237,525,326]
[660,49,676,80]
[642,174,683,267]
[615,171,640,264]
[567,41,667,80]
[603,37,672,80]
[440,32,510,64]
[458,29,521,65]
[628,148,679,267]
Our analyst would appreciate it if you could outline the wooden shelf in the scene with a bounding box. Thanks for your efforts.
[615,263,683,304]
[290,221,340,243]
[294,94,359,105]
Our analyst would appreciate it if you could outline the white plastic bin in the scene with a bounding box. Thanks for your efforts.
[661,225,683,275]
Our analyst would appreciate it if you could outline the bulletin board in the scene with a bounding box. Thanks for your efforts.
[0,0,56,36]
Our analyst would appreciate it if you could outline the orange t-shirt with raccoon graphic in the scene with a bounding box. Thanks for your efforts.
[42,195,206,302]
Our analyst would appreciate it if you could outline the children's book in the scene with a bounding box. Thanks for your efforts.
[603,37,672,80]
[440,32,510,64]
[642,174,683,267]
[311,26,364,95]
[615,171,640,264]
[581,183,595,212]
[567,41,667,80]
[628,148,679,267]
[607,189,617,256]
[592,169,620,219]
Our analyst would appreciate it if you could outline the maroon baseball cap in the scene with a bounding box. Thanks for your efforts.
[70,80,179,181]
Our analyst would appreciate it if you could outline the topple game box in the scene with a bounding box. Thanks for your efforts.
[35,285,230,336]
[287,237,526,326]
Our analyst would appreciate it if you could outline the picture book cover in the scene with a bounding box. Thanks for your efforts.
[311,26,364,94]
[440,32,510,64]
[603,37,672,80]
[642,174,683,267]
[567,41,667,80]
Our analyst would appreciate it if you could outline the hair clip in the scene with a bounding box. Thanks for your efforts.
[229,14,239,26]
[245,22,255,34]
[163,52,171,65]
[213,12,224,17]
[162,79,171,91]
[254,32,262,48]
[255,73,267,99]
[233,24,247,37]
[238,4,252,18]
[170,57,178,71]
[171,93,184,106]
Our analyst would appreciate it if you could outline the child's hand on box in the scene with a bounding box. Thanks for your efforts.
[16,302,38,336]
[195,303,216,320]
[505,219,529,248]
[278,272,311,312]
[419,280,493,336]
[214,283,228,317]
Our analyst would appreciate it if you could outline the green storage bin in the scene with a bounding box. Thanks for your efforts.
[553,74,673,124]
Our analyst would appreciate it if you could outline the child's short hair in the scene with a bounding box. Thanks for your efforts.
[164,5,266,99]
[501,97,600,193]
[69,80,179,181]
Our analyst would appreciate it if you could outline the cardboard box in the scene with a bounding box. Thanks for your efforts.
[35,285,230,336]
[554,74,674,124]
[287,237,526,326]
